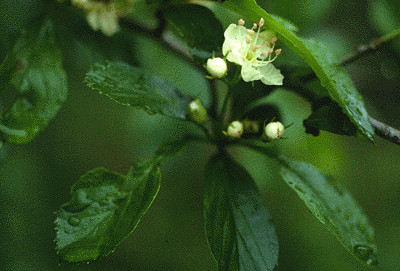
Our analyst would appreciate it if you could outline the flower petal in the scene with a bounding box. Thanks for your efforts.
[223,24,248,65]
[241,62,262,82]
[258,63,284,85]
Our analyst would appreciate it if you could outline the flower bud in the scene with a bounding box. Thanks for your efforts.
[243,120,260,134]
[188,99,208,124]
[223,121,244,138]
[264,121,284,140]
[206,57,227,78]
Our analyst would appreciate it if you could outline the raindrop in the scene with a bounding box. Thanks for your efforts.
[68,216,81,226]
[353,244,377,265]
[354,108,362,115]
[294,185,305,194]
[116,191,127,199]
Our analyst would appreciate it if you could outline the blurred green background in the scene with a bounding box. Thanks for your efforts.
[0,0,399,270]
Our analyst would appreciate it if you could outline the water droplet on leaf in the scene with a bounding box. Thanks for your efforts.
[68,216,81,226]
[353,244,378,265]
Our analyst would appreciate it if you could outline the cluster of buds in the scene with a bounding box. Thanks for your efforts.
[223,119,287,141]
[63,0,135,36]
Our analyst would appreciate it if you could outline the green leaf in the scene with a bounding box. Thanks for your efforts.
[84,61,193,120]
[154,134,192,158]
[204,153,279,271]
[0,16,68,144]
[303,97,357,136]
[163,4,225,63]
[204,154,239,270]
[269,14,299,33]
[55,162,161,262]
[279,156,378,266]
[218,0,374,142]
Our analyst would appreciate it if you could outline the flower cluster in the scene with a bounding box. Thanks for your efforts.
[206,18,284,86]
[68,0,134,36]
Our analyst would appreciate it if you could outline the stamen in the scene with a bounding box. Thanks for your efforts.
[267,48,274,55]
[271,37,278,45]
[252,23,257,30]
[238,19,245,26]
[252,45,261,52]
[258,18,265,28]
[251,22,262,49]
[246,36,251,44]
[275,49,282,56]
[260,50,267,57]
[246,29,254,35]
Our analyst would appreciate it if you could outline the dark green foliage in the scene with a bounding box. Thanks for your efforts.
[304,97,358,136]
[84,61,193,120]
[0,16,68,144]
[279,156,378,266]
[55,163,161,262]
[163,4,225,63]
[0,0,386,269]
[204,152,279,270]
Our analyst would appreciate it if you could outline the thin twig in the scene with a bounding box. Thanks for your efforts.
[287,78,400,147]
[369,117,400,146]
[209,80,218,119]
[341,28,400,66]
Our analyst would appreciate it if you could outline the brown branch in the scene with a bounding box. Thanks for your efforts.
[369,117,400,146]
[341,28,400,66]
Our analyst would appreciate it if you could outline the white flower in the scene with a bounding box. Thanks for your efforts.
[69,0,135,37]
[86,5,120,36]
[222,18,284,85]
[206,57,227,78]
[264,121,284,140]
[223,121,244,138]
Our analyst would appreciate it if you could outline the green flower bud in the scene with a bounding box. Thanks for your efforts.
[188,99,208,124]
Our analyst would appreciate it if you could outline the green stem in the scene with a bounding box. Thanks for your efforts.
[221,65,242,88]
[381,28,400,43]
[219,89,233,128]
[219,65,242,130]
[230,65,243,86]
[195,122,213,141]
